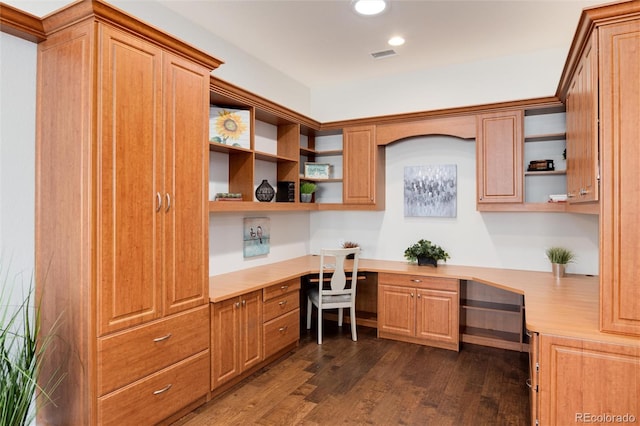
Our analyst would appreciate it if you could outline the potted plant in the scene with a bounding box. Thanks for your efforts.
[404,239,450,267]
[341,241,360,259]
[300,182,317,203]
[545,246,575,278]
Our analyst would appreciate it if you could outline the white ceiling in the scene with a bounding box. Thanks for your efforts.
[7,0,605,89]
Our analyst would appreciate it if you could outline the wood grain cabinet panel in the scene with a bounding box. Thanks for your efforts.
[378,273,459,351]
[98,351,209,426]
[538,335,640,425]
[565,30,599,205]
[476,110,524,204]
[599,18,640,337]
[263,309,300,358]
[34,3,221,424]
[343,125,384,207]
[211,290,264,389]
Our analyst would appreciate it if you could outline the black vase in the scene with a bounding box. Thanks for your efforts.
[417,256,438,267]
[255,179,275,202]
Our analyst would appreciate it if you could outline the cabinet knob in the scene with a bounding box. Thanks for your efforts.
[242,299,246,307]
[579,188,588,196]
[417,294,421,299]
[235,302,240,308]
[410,293,414,298]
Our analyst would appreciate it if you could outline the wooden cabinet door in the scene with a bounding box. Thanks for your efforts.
[239,290,263,371]
[343,125,378,205]
[415,289,459,349]
[97,25,164,335]
[163,53,210,315]
[211,298,240,389]
[538,335,640,425]
[566,30,599,204]
[528,331,540,426]
[476,111,523,204]
[599,19,640,336]
[378,284,415,337]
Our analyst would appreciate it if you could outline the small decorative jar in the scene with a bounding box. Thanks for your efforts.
[255,179,275,202]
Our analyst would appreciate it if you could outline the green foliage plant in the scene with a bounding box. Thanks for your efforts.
[1,264,63,426]
[300,182,317,194]
[545,246,576,264]
[404,239,450,263]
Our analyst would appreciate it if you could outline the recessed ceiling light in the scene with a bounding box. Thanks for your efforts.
[388,36,405,47]
[353,0,387,16]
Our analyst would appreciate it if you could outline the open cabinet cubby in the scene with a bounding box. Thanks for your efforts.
[460,280,527,352]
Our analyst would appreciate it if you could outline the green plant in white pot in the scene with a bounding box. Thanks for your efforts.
[1,266,63,426]
[545,246,575,278]
[300,182,317,203]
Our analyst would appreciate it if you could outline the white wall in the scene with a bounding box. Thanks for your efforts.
[0,32,37,303]
[209,212,310,275]
[310,48,568,122]
[310,136,599,275]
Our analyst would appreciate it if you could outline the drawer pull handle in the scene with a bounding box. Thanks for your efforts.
[153,384,172,395]
[279,300,287,306]
[153,333,172,343]
[280,285,289,291]
[156,192,162,212]
[525,379,538,392]
[411,279,422,283]
[279,326,288,333]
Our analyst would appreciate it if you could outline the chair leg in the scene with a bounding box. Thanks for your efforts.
[350,306,357,342]
[338,308,343,326]
[317,308,323,345]
[306,297,312,330]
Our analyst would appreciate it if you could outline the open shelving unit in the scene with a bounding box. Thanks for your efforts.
[523,106,567,209]
[460,280,526,352]
[208,77,346,212]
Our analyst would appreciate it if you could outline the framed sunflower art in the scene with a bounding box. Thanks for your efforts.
[209,106,251,149]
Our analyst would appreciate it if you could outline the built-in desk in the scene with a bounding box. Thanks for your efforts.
[210,255,607,342]
[210,256,639,424]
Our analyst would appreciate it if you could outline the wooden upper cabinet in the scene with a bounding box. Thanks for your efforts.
[476,110,524,204]
[163,52,210,315]
[98,25,164,334]
[565,30,599,204]
[599,18,640,337]
[343,125,384,206]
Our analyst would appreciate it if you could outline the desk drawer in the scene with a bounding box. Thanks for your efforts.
[264,279,301,301]
[98,350,209,426]
[379,273,458,291]
[264,308,300,358]
[97,305,209,395]
[263,290,300,323]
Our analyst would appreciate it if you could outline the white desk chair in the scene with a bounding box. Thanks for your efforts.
[306,247,360,344]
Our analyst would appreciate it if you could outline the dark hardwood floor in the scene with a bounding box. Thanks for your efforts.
[174,323,530,425]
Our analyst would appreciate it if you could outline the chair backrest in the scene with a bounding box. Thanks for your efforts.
[319,248,360,295]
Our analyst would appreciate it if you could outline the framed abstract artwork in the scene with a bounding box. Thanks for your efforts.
[404,164,457,217]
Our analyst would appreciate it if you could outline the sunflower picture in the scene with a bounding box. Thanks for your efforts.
[209,106,250,149]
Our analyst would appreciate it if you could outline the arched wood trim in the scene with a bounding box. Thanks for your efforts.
[376,115,476,146]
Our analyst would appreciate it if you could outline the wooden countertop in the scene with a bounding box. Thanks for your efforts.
[209,256,639,347]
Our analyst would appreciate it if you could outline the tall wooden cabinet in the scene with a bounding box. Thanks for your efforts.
[598,17,640,336]
[34,1,222,424]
